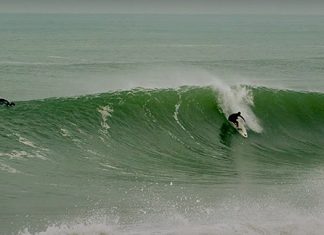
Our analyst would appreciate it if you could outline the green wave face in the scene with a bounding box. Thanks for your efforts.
[1,87,323,183]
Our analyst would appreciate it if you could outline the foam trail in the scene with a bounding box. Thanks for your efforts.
[0,162,20,174]
[97,105,114,131]
[173,93,195,140]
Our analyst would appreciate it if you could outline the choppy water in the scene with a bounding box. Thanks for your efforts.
[0,14,324,235]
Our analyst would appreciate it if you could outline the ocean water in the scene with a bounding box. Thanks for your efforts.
[0,14,324,235]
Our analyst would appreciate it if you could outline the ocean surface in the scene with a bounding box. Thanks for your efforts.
[0,14,324,235]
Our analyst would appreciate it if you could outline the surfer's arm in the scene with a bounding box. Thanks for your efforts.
[239,115,245,122]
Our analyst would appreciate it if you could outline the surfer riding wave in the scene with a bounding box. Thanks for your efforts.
[228,112,245,129]
[0,98,15,107]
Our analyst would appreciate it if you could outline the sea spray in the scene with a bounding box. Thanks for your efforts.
[211,80,263,133]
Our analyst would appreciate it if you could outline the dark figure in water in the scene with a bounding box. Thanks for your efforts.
[0,98,15,107]
[228,112,245,128]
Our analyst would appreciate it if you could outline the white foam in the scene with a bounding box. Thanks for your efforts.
[18,223,115,235]
[60,128,71,137]
[3,150,48,160]
[97,105,114,132]
[17,211,324,235]
[100,162,119,170]
[173,101,187,132]
[16,177,324,234]
[212,81,263,133]
[0,162,20,174]
[173,93,196,140]
[18,136,37,148]
[1,150,28,160]
[14,133,49,152]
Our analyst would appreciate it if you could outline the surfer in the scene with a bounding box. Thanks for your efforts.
[0,98,15,107]
[228,112,245,128]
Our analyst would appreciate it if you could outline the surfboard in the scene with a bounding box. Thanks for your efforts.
[229,118,248,138]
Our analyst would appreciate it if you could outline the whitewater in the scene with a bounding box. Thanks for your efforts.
[1,14,324,235]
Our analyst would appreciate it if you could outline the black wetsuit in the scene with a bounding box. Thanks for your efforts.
[228,112,245,127]
[0,98,15,107]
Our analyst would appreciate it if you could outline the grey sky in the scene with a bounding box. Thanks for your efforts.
[1,0,324,14]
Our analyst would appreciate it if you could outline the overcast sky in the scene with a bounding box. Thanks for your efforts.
[1,0,324,14]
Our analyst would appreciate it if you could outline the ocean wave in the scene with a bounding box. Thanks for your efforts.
[0,86,323,179]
